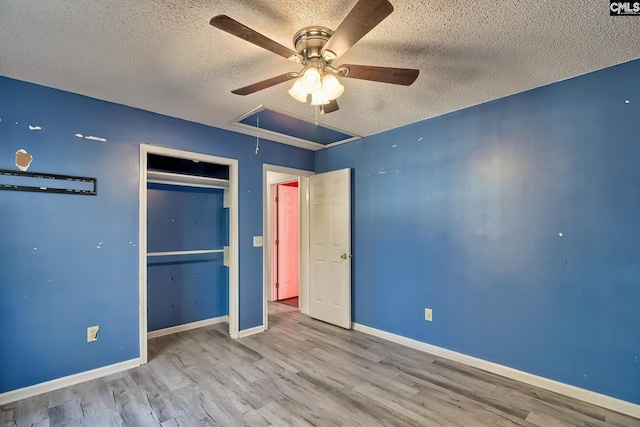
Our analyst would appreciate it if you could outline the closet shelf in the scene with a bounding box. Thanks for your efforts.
[147,249,224,257]
[147,171,229,189]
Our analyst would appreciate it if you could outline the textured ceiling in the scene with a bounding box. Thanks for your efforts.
[1,1,639,149]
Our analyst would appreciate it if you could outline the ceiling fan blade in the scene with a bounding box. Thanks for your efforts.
[322,100,339,114]
[210,15,301,62]
[231,73,294,95]
[340,64,419,86]
[321,0,393,60]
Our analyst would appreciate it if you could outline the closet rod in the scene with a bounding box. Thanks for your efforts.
[147,170,229,190]
[147,249,224,257]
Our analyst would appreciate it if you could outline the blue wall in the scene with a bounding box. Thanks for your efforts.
[147,184,228,331]
[0,76,313,394]
[316,59,640,404]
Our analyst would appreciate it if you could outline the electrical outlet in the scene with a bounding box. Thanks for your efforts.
[253,236,263,247]
[425,308,433,322]
[87,325,99,342]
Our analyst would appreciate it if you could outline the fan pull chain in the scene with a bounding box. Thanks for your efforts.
[255,116,260,155]
[319,79,326,116]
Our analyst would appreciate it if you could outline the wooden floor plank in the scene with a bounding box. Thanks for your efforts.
[1,302,638,426]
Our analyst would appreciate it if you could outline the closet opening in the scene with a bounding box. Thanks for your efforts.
[139,146,239,364]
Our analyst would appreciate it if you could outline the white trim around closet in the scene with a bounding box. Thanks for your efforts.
[139,145,239,365]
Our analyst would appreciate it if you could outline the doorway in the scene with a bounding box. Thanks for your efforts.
[262,164,313,330]
[273,181,299,307]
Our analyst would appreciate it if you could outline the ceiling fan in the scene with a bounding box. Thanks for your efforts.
[210,0,419,114]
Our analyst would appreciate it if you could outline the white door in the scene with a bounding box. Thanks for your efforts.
[309,168,351,329]
[277,184,299,300]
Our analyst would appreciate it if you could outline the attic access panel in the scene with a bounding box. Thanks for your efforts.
[232,107,360,148]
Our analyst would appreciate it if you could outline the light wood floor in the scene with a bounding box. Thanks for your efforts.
[2,303,639,426]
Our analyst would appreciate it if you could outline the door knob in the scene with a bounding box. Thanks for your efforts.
[341,253,352,260]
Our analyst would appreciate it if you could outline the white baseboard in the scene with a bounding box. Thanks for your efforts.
[0,358,140,406]
[353,323,640,419]
[238,325,265,338]
[147,316,228,339]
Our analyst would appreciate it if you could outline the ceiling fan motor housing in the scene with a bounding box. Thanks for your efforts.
[293,27,334,63]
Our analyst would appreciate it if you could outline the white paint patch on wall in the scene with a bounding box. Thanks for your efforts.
[74,133,107,141]
[28,125,42,131]
[85,136,107,142]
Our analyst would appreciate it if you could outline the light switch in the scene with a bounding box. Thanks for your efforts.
[253,236,263,247]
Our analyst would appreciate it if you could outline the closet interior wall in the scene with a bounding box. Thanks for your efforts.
[146,155,230,332]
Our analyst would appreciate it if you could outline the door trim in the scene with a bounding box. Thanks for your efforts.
[139,145,239,364]
[262,164,313,330]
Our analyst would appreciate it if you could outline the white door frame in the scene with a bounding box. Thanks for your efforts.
[139,145,239,364]
[262,164,313,330]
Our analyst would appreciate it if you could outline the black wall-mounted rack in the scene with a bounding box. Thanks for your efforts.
[0,169,97,195]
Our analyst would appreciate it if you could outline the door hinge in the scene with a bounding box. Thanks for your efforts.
[275,239,279,245]
[275,196,279,203]
[276,282,279,288]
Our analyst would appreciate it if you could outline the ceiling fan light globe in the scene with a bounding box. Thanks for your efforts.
[300,67,322,93]
[311,91,330,106]
[288,79,308,103]
[322,74,344,100]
